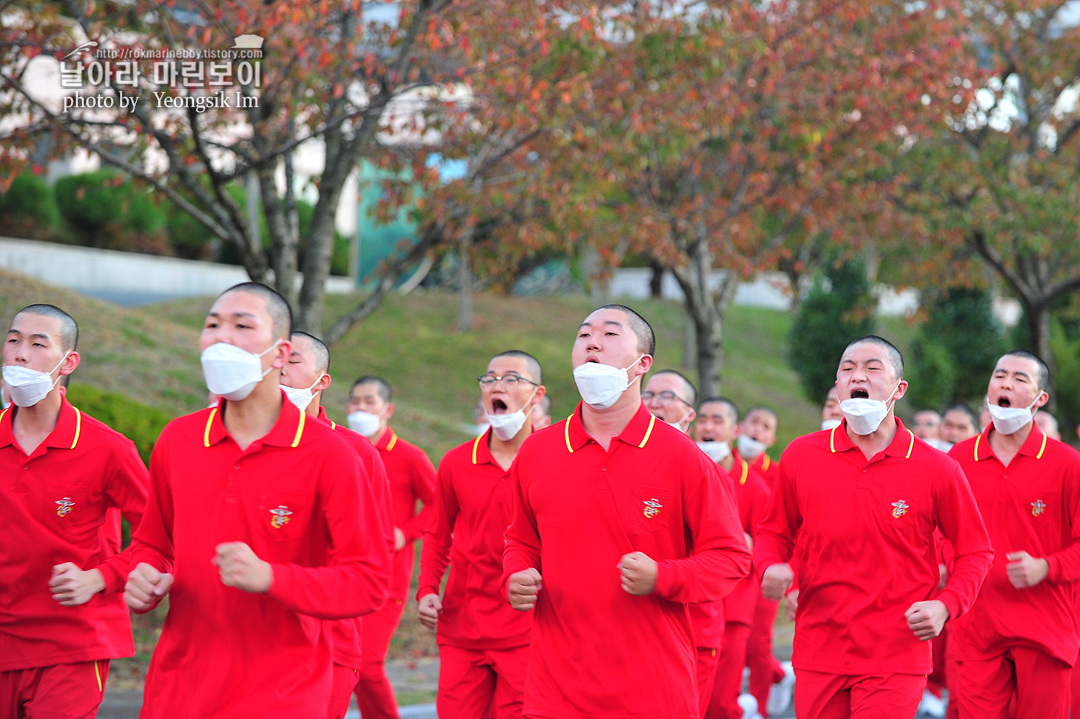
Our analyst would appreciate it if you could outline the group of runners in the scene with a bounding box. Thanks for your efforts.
[2,282,1079,719]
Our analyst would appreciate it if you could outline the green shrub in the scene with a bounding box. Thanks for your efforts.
[788,256,876,403]
[908,286,1005,407]
[65,383,176,465]
[53,170,170,255]
[906,337,958,410]
[0,171,61,241]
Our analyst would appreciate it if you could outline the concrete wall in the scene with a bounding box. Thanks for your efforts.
[0,237,353,306]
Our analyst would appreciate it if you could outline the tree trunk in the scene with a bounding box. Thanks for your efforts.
[457,228,474,332]
[648,259,665,299]
[1025,299,1055,410]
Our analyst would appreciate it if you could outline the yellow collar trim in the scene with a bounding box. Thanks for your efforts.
[387,432,398,451]
[203,408,218,448]
[290,410,306,448]
[637,415,656,448]
[739,460,749,485]
[564,415,575,453]
[471,433,483,464]
[70,407,82,449]
[1036,432,1048,459]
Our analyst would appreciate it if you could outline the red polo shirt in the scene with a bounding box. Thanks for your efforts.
[316,406,395,669]
[948,425,1080,665]
[0,398,148,672]
[504,402,750,718]
[737,451,779,491]
[131,397,391,719]
[417,428,531,649]
[372,426,437,599]
[723,457,770,627]
[754,419,993,675]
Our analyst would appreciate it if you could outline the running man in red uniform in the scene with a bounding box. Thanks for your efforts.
[1,304,148,719]
[948,350,1080,719]
[755,335,993,719]
[505,304,750,718]
[125,283,391,719]
[642,370,725,716]
[418,350,546,719]
[345,375,437,719]
[693,397,771,719]
[280,332,395,719]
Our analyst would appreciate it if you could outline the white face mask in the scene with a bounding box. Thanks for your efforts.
[573,355,644,410]
[840,381,901,436]
[736,433,767,460]
[697,440,731,463]
[282,373,324,412]
[986,394,1043,436]
[0,391,8,410]
[2,353,70,408]
[925,437,954,452]
[485,386,538,441]
[347,410,382,438]
[201,341,280,402]
[662,409,692,433]
[821,418,842,431]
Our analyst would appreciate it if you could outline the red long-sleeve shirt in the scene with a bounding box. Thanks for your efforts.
[417,429,531,649]
[504,403,751,718]
[723,457,770,627]
[0,398,148,671]
[745,451,780,492]
[131,398,390,719]
[317,407,395,669]
[948,426,1080,665]
[373,427,436,599]
[754,419,993,675]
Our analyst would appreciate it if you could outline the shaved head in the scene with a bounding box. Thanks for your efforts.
[14,304,78,352]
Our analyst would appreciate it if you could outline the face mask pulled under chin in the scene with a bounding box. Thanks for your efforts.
[282,374,324,412]
[736,433,767,460]
[1,353,70,408]
[347,410,382,438]
[573,355,643,410]
[821,418,842,431]
[839,381,901,436]
[697,440,731,463]
[485,387,539,441]
[201,341,280,402]
[986,394,1043,436]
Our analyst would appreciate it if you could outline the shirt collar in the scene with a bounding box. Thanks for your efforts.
[471,427,497,465]
[829,417,916,459]
[375,426,397,451]
[973,422,1048,462]
[563,401,658,454]
[202,391,308,449]
[0,394,83,452]
[316,405,335,429]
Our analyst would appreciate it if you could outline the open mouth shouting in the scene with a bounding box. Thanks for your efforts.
[850,388,870,400]
[490,398,509,414]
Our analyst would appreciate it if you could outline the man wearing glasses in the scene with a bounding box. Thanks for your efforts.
[417,350,546,719]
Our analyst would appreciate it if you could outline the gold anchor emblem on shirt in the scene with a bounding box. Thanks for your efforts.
[270,505,293,529]
[55,497,75,517]
[891,500,909,518]
[643,498,662,519]
[1031,500,1046,517]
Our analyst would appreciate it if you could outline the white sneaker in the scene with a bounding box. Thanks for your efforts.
[917,689,946,719]
[765,660,795,716]
[738,693,763,719]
